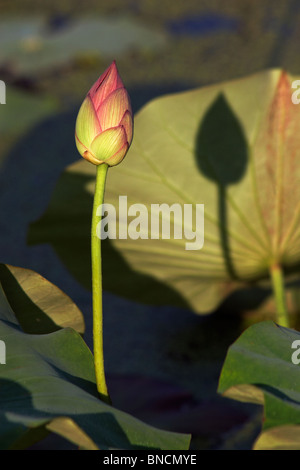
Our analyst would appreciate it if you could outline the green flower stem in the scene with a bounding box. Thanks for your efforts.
[91,163,110,404]
[270,264,290,328]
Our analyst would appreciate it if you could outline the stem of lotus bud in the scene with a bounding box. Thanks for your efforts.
[270,264,290,328]
[91,163,111,404]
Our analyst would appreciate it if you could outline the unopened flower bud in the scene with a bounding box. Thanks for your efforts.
[75,61,133,166]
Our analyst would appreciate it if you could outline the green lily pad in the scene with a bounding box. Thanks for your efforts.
[28,69,300,313]
[218,320,300,450]
[0,267,190,450]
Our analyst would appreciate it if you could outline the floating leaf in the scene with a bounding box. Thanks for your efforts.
[28,69,300,313]
[0,268,190,450]
[218,320,300,450]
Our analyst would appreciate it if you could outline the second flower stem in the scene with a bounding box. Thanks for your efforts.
[91,163,110,404]
[270,264,290,328]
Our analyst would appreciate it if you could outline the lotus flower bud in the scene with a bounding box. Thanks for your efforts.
[75,61,133,166]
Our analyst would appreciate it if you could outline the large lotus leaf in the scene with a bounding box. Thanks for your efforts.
[218,321,300,450]
[28,69,300,313]
[0,274,190,450]
[0,17,166,75]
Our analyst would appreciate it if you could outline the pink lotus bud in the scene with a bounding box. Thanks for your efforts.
[75,61,133,166]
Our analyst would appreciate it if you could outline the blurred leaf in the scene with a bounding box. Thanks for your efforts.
[218,320,300,450]
[0,88,57,164]
[28,69,300,313]
[0,89,56,135]
[0,270,190,450]
[0,17,167,74]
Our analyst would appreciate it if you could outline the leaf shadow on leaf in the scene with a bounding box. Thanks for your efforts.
[260,384,300,408]
[0,264,59,334]
[42,360,98,399]
[0,379,44,450]
[195,93,248,280]
[0,378,159,450]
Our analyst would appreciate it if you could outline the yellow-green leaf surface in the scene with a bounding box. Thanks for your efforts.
[28,69,300,313]
[0,264,84,334]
